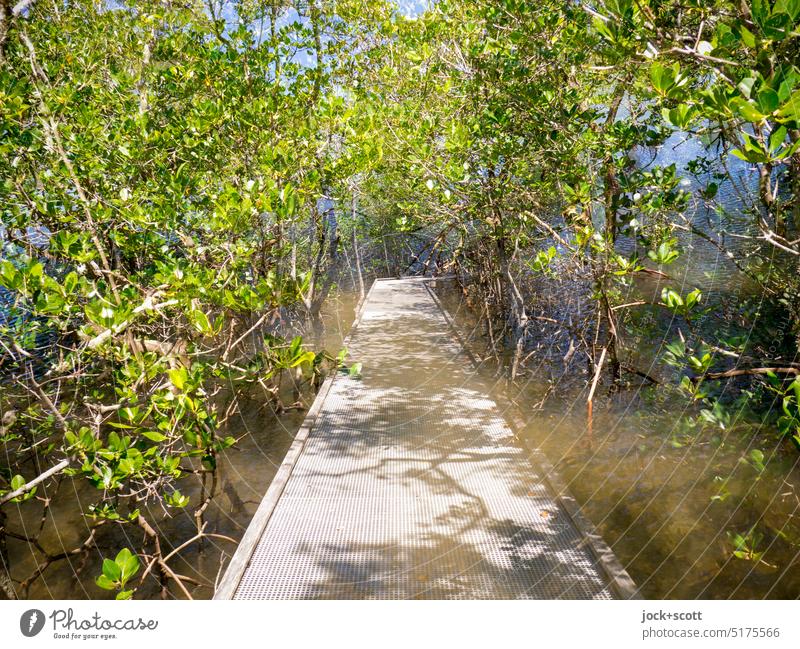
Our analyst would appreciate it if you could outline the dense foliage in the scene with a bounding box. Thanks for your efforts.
[0,0,392,599]
[1,0,799,599]
[353,0,800,591]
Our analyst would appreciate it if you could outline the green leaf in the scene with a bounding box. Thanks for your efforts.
[650,62,685,98]
[661,287,683,309]
[167,368,187,391]
[663,104,695,129]
[290,351,316,368]
[117,548,140,582]
[761,12,792,41]
[749,449,766,471]
[769,125,788,152]
[775,0,800,19]
[731,132,769,162]
[777,89,800,123]
[739,25,757,48]
[142,431,167,442]
[731,97,767,122]
[165,489,189,508]
[64,271,79,295]
[664,339,686,358]
[737,77,757,99]
[0,261,21,290]
[648,241,680,265]
[188,309,212,335]
[778,137,800,159]
[650,62,668,94]
[757,88,780,114]
[102,558,121,582]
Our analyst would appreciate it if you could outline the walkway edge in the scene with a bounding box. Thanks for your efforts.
[423,279,641,600]
[213,279,382,599]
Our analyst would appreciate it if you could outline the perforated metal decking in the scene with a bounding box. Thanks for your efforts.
[215,278,637,600]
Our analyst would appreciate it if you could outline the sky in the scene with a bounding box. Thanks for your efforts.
[397,0,430,17]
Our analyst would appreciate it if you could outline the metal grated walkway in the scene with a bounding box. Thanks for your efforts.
[215,277,637,600]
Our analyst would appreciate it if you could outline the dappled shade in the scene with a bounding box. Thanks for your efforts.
[232,279,620,599]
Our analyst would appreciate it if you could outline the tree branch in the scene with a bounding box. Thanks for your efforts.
[692,367,800,383]
[0,459,71,507]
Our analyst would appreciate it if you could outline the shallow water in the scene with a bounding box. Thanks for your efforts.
[6,292,358,600]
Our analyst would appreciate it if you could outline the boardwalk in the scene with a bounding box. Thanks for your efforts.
[215,278,637,599]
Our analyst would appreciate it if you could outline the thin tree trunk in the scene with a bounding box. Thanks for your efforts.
[351,196,365,303]
[0,510,17,599]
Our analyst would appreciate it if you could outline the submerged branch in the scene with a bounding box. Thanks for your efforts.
[692,367,800,383]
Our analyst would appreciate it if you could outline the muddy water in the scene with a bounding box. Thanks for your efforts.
[529,399,800,599]
[10,405,308,600]
[10,293,358,600]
